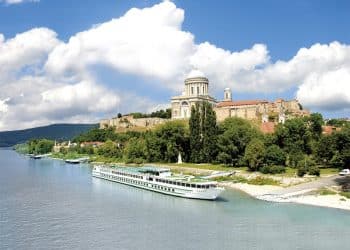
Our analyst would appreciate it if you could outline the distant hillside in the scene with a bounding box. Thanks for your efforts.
[0,124,97,147]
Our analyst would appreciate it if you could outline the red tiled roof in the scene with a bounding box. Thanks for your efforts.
[260,122,275,134]
[322,126,341,135]
[216,100,269,108]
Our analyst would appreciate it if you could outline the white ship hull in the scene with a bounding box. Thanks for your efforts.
[92,167,224,200]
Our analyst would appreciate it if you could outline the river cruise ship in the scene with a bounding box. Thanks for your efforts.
[92,165,224,200]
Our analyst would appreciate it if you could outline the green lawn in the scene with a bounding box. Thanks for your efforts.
[320,168,339,176]
[340,191,350,199]
[162,162,247,172]
[318,188,337,195]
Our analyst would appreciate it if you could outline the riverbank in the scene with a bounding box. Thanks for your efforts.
[221,180,350,211]
[29,152,350,211]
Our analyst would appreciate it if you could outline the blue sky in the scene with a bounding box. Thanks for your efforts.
[0,0,349,130]
[2,0,349,58]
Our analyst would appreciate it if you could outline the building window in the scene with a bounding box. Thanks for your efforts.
[197,86,200,94]
[191,87,194,95]
[203,86,205,94]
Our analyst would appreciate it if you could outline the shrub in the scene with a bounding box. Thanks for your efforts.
[297,166,307,177]
[318,188,336,195]
[308,166,320,176]
[264,145,286,166]
[247,176,280,186]
[340,192,350,199]
[134,158,145,164]
[259,165,286,174]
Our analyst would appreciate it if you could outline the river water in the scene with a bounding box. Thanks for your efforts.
[1,149,349,250]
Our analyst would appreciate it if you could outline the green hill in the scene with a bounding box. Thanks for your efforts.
[0,124,97,147]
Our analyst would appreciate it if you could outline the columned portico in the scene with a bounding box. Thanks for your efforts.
[171,70,217,119]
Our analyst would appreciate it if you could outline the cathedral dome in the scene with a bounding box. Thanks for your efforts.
[186,69,205,79]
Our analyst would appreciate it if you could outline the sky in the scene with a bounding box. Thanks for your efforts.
[0,0,349,131]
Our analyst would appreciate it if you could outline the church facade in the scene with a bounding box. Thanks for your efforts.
[171,70,216,119]
[171,70,309,123]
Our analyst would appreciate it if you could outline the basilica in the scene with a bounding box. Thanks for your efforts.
[171,70,309,123]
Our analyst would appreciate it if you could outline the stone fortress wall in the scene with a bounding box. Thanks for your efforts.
[100,115,168,130]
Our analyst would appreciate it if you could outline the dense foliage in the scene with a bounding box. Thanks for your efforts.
[28,139,55,154]
[20,105,350,176]
[129,109,172,119]
[189,102,217,163]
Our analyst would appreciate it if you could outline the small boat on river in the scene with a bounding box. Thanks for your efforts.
[65,157,89,164]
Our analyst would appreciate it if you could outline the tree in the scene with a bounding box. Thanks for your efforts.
[287,150,305,168]
[146,120,189,163]
[97,140,121,158]
[264,145,286,166]
[28,139,54,154]
[333,127,350,168]
[216,118,260,166]
[244,139,266,171]
[296,155,317,176]
[124,137,147,163]
[156,120,188,162]
[314,135,335,166]
[73,127,118,143]
[275,118,312,155]
[201,102,218,163]
[145,131,162,162]
[189,103,202,163]
[306,113,324,138]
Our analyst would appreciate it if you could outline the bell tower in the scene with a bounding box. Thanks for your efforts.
[224,88,232,101]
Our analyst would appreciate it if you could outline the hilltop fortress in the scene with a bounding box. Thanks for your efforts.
[100,70,309,131]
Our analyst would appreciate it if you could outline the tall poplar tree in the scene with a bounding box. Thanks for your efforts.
[201,102,218,163]
[189,101,218,163]
[189,103,202,163]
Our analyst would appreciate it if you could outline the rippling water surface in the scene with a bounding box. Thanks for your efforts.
[1,149,349,250]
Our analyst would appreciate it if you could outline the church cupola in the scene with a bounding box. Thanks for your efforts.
[184,69,209,97]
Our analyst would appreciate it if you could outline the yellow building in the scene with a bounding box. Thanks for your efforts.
[171,72,309,123]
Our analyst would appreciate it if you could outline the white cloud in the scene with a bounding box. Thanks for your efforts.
[0,98,10,113]
[1,0,39,5]
[45,1,195,84]
[0,28,59,80]
[1,1,350,130]
[190,42,270,91]
[41,80,120,114]
[297,68,350,111]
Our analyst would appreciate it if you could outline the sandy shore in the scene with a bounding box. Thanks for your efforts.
[221,182,350,211]
[290,194,350,211]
